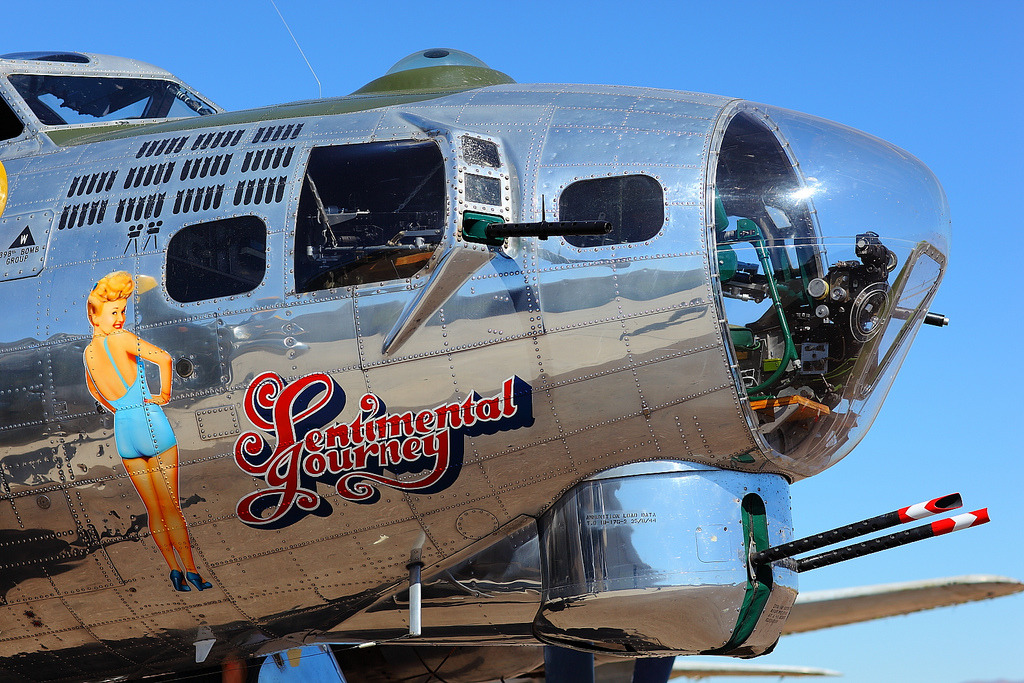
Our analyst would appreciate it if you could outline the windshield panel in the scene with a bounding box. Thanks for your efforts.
[7,74,215,126]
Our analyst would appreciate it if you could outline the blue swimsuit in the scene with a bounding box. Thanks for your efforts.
[88,337,177,459]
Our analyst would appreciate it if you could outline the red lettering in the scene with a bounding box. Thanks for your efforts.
[235,372,530,522]
[386,412,415,438]
[325,423,350,448]
[401,436,422,461]
[304,430,323,454]
[353,443,380,469]
[502,377,517,417]
[328,448,352,472]
[422,430,448,459]
[436,403,461,429]
[379,440,402,467]
[476,396,501,421]
[460,394,476,428]
[234,432,269,474]
[415,410,436,433]
[235,440,320,526]
[304,452,327,476]
[349,414,364,444]
[272,374,335,447]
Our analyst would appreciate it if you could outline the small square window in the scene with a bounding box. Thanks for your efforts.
[166,216,266,303]
[560,175,664,248]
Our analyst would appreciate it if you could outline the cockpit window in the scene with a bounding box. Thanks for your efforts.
[7,74,214,126]
[294,140,445,292]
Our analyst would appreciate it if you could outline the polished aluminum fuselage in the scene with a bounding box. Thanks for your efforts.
[0,80,800,678]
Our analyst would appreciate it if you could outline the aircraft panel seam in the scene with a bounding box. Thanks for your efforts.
[529,251,704,274]
[205,517,422,567]
[545,123,710,137]
[512,386,736,459]
[546,105,717,122]
[461,381,733,466]
[540,162,701,171]
[541,307,715,336]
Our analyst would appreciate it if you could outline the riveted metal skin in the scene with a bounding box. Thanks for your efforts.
[0,50,947,681]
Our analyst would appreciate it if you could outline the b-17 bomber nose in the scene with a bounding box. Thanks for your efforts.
[0,42,978,678]
[711,103,950,478]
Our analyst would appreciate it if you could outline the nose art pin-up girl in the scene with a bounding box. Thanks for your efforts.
[83,271,212,592]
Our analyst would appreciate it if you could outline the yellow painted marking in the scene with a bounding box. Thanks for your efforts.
[0,160,7,219]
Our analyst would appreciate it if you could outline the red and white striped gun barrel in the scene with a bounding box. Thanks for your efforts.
[795,509,990,572]
[752,493,963,566]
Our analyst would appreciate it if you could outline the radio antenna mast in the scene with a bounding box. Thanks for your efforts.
[269,0,323,98]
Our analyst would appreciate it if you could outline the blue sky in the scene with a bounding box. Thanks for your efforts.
[2,1,1022,681]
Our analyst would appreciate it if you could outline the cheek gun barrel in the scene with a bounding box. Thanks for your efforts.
[750,493,990,573]
[482,220,611,240]
[793,509,990,573]
[751,492,962,565]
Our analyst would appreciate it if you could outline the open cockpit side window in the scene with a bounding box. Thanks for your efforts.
[0,92,24,141]
[294,140,446,292]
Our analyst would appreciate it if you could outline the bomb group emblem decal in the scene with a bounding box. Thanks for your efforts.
[233,372,533,529]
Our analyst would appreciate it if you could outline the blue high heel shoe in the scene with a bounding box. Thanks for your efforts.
[186,571,213,591]
[170,570,191,592]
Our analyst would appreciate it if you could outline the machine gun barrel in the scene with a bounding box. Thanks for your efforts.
[752,493,962,565]
[795,509,990,573]
[484,220,611,240]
